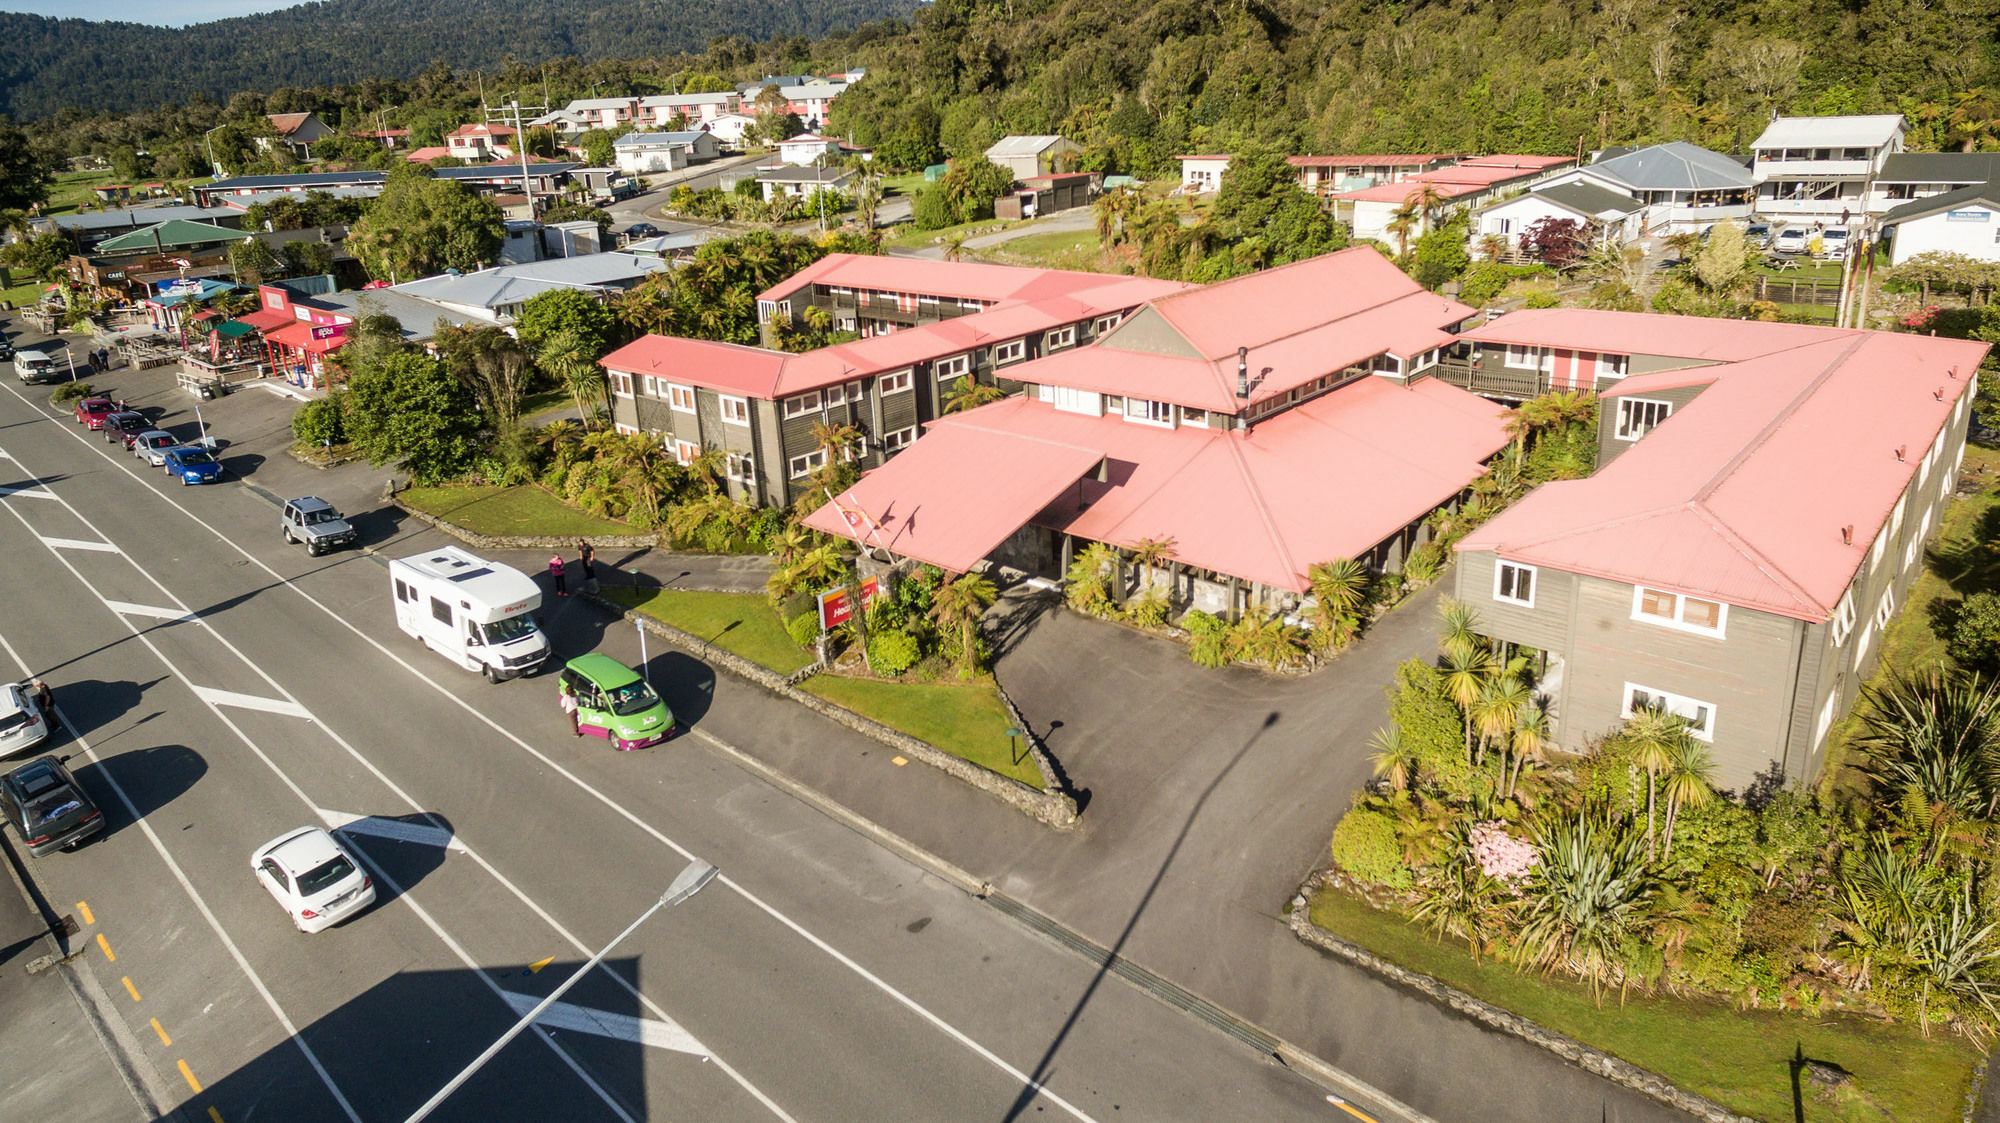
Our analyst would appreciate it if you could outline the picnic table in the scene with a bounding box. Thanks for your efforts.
[1766,255,1803,271]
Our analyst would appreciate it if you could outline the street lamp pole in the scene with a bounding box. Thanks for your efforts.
[403,858,718,1123]
[203,124,228,180]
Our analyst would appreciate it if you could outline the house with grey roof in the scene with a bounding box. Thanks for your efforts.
[1751,114,1905,227]
[1474,181,1644,250]
[757,166,854,202]
[1869,152,2000,215]
[984,136,1082,181]
[387,253,669,327]
[613,130,720,175]
[1538,141,1756,234]
[1878,181,2000,264]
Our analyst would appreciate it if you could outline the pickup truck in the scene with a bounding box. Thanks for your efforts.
[281,496,358,556]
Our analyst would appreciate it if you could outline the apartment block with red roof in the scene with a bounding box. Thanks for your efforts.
[1286,154,1464,195]
[597,257,1190,509]
[1453,308,1991,790]
[796,249,1516,620]
[1332,155,1577,245]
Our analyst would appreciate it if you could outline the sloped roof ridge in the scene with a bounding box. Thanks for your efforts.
[1219,434,1301,587]
[1691,335,1865,504]
[1683,501,1823,616]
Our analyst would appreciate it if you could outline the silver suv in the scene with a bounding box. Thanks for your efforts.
[281,496,358,556]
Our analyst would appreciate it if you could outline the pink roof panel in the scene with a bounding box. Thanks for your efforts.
[600,335,790,398]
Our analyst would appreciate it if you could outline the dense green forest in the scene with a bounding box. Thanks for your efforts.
[0,0,921,119]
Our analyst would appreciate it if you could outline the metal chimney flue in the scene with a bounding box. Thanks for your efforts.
[1237,346,1249,398]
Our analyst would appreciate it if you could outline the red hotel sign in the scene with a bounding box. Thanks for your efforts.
[816,577,881,630]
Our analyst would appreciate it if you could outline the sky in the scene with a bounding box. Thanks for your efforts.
[0,0,309,25]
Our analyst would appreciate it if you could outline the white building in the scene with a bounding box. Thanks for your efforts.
[775,133,843,167]
[1536,141,1755,235]
[1879,183,2000,265]
[758,166,854,202]
[1177,155,1232,193]
[983,135,1082,181]
[705,113,759,151]
[638,91,742,128]
[613,130,721,175]
[1869,152,2000,216]
[1751,114,1905,228]
[1474,182,1644,250]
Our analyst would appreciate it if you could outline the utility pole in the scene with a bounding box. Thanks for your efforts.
[489,98,549,218]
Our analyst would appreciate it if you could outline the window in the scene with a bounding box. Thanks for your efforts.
[787,449,826,479]
[1046,326,1076,350]
[724,452,755,481]
[1126,398,1173,426]
[1815,690,1840,745]
[879,369,912,395]
[840,437,867,463]
[719,395,749,425]
[1875,588,1897,630]
[1623,683,1716,742]
[609,371,633,397]
[673,439,700,464]
[781,391,820,419]
[1615,398,1672,441]
[1595,353,1629,380]
[1504,344,1544,370]
[640,375,658,398]
[1180,407,1209,428]
[429,597,453,626]
[993,339,1026,365]
[668,383,696,413]
[1632,586,1727,637]
[1093,313,1122,334]
[1831,591,1857,646]
[1494,561,1536,608]
[1410,349,1438,372]
[934,354,970,381]
[1052,385,1103,416]
[1871,526,1889,568]
[1104,395,1125,413]
[883,426,916,451]
[394,578,413,603]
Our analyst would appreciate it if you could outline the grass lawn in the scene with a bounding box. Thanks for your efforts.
[1309,888,1979,1122]
[882,216,1023,252]
[518,389,576,421]
[397,484,634,538]
[879,172,928,197]
[990,229,1104,270]
[2,276,46,310]
[604,588,811,675]
[804,674,1043,788]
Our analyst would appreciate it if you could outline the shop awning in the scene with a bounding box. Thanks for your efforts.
[212,319,258,338]
[235,307,297,332]
[802,425,1104,574]
[267,321,346,353]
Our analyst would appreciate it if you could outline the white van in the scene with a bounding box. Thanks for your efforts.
[13,349,58,384]
[389,547,550,681]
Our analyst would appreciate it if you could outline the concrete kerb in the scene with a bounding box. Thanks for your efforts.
[390,495,658,554]
[581,589,1081,829]
[1285,885,1753,1123]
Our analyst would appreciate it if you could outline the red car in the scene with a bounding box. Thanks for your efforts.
[74,397,116,430]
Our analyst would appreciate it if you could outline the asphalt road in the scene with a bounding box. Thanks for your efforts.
[0,322,1362,1121]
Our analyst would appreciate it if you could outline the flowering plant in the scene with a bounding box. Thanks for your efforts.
[1468,820,1538,881]
[1900,304,1941,330]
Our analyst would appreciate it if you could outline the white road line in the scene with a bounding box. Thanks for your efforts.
[41,535,121,553]
[319,809,466,853]
[4,386,1100,1122]
[0,632,365,1123]
[103,600,200,623]
[0,482,54,498]
[189,685,314,719]
[500,993,708,1056]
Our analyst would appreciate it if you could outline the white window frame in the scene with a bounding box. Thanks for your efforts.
[672,439,700,464]
[992,339,1026,366]
[1493,561,1537,608]
[668,383,696,413]
[1052,385,1103,416]
[823,382,846,407]
[640,374,658,398]
[1831,590,1857,646]
[1595,353,1629,380]
[1815,690,1840,745]
[719,395,750,425]
[1504,344,1544,370]
[1871,526,1889,568]
[883,426,917,451]
[1615,398,1673,442]
[724,452,755,482]
[934,354,970,382]
[1092,313,1121,334]
[1046,326,1076,350]
[879,369,912,395]
[609,371,634,398]
[1125,398,1174,427]
[787,449,826,479]
[781,391,820,419]
[1179,406,1209,428]
[1631,586,1728,637]
[1875,588,1896,630]
[1622,682,1717,742]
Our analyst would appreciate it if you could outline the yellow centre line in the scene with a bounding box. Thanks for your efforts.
[96,933,115,962]
[529,955,554,974]
[150,1018,172,1046]
[121,976,141,1002]
[177,1059,202,1094]
[1326,1096,1379,1123]
[208,1108,226,1123]
[77,900,94,926]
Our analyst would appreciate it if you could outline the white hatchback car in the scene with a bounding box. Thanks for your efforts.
[252,827,376,933]
[0,682,51,758]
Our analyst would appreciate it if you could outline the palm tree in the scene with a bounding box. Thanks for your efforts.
[1226,611,1308,670]
[1408,181,1447,231]
[1437,598,1484,662]
[1471,673,1529,771]
[942,375,1004,414]
[1508,703,1554,797]
[1309,558,1371,629]
[1440,644,1492,764]
[769,524,816,569]
[1386,201,1420,259]
[539,329,606,427]
[942,233,968,262]
[853,174,883,230]
[931,573,998,677]
[1657,738,1717,860]
[1369,727,1420,791]
[1620,706,1690,861]
[1131,536,1178,597]
[809,418,861,468]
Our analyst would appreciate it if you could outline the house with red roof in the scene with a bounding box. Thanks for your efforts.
[794,249,1515,620]
[1330,155,1576,244]
[1452,307,1991,789]
[261,112,334,159]
[446,122,517,162]
[1286,154,1464,195]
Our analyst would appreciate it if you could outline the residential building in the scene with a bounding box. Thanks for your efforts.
[385,252,668,327]
[1452,307,1990,789]
[1177,154,1233,193]
[775,83,847,128]
[600,257,1192,509]
[1286,155,1461,195]
[193,166,579,207]
[795,249,1514,619]
[541,97,640,131]
[1534,141,1756,234]
[613,130,721,174]
[995,173,1099,220]
[1332,155,1576,243]
[1878,182,2000,264]
[1750,114,1905,228]
[775,133,843,167]
[1869,152,2000,212]
[1474,182,1644,251]
[446,122,516,162]
[261,112,334,158]
[983,136,1082,181]
[638,91,743,127]
[757,166,854,202]
[705,113,759,151]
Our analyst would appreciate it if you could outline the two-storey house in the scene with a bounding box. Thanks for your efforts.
[446,123,517,162]
[1452,308,1989,790]
[1528,142,1756,235]
[1751,114,1905,228]
[1286,154,1461,196]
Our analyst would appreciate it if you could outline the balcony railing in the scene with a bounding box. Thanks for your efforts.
[1429,360,1549,401]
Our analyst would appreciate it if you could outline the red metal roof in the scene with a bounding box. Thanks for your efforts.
[1287,154,1457,167]
[1459,307,1844,363]
[599,335,790,397]
[1329,155,1573,201]
[756,253,1149,307]
[235,308,296,332]
[267,112,313,137]
[1458,318,1993,621]
[812,377,1511,592]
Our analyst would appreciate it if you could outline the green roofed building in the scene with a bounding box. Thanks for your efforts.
[94,219,244,254]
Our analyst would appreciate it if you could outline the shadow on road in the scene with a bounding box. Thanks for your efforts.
[337,812,456,909]
[82,741,207,832]
[647,651,715,729]
[48,677,169,741]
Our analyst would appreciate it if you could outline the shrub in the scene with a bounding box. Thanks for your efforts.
[1125,591,1169,628]
[1457,262,1511,308]
[1183,609,1230,667]
[787,611,822,651]
[1952,592,2000,674]
[1522,285,1560,309]
[291,394,348,446]
[1388,660,1474,798]
[50,381,94,404]
[1402,542,1447,586]
[1330,805,1413,890]
[867,630,921,677]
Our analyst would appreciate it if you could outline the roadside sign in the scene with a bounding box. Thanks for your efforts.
[817,577,881,630]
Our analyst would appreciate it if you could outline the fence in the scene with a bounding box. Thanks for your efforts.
[1753,276,1842,306]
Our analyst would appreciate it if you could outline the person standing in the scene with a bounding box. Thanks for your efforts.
[576,540,597,595]
[548,553,567,597]
[29,679,53,726]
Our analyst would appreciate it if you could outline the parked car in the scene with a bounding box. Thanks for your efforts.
[75,397,116,429]
[1744,223,1772,248]
[0,337,13,360]
[14,348,56,383]
[557,653,676,750]
[1771,227,1811,255]
[281,496,358,556]
[101,411,148,445]
[133,431,178,464]
[1818,227,1851,258]
[251,826,375,933]
[1,755,104,857]
[0,682,51,758]
[622,222,659,240]
[163,446,223,485]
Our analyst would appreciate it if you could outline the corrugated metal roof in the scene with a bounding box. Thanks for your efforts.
[1751,114,1904,150]
[1878,180,2000,227]
[96,219,244,252]
[1527,181,1644,217]
[1877,152,2000,184]
[985,135,1069,159]
[1583,141,1755,192]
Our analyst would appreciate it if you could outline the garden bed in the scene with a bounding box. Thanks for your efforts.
[1307,886,1978,1123]
[603,588,812,675]
[803,673,1042,789]
[397,483,636,538]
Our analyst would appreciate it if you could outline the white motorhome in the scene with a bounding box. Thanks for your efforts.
[389,547,550,681]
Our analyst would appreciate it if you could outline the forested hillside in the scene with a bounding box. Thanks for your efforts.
[0,0,921,119]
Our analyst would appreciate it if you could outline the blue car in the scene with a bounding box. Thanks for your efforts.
[162,446,223,485]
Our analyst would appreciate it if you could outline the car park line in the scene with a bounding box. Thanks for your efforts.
[4,380,1098,1123]
[0,451,663,1123]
